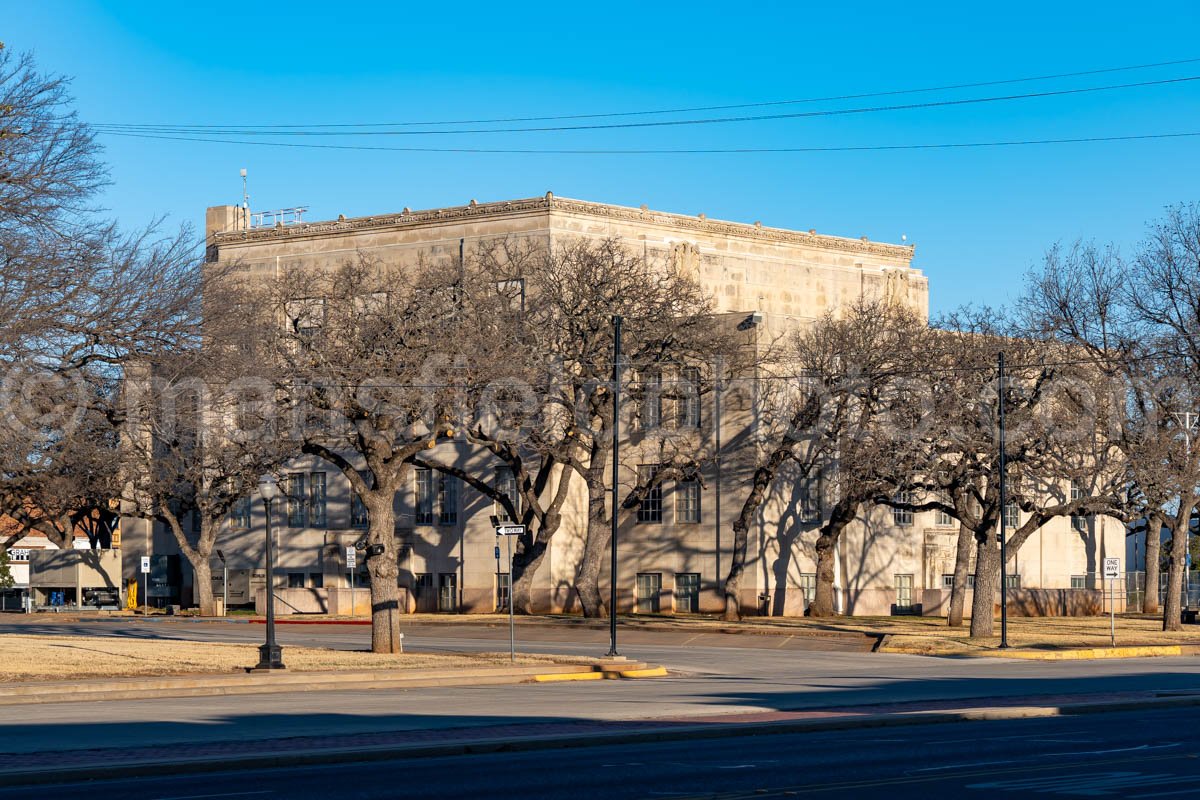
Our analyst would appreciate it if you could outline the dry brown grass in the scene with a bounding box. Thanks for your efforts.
[836,615,1200,655]
[0,634,583,682]
[604,612,1200,655]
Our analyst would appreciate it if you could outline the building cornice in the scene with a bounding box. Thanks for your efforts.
[211,193,916,261]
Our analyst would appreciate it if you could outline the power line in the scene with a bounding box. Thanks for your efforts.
[98,129,1200,155]
[90,57,1200,130]
[88,74,1200,137]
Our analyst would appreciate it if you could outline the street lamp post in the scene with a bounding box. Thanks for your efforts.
[1173,411,1198,611]
[254,476,285,670]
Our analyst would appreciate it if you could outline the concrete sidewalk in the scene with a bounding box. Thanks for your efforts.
[0,660,664,705]
[3,687,1199,788]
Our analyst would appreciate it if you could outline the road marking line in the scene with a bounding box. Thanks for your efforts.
[151,792,273,800]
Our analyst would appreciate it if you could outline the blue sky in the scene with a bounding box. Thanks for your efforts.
[6,0,1200,315]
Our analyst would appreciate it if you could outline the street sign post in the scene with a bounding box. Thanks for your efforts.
[346,546,357,617]
[1104,557,1121,647]
[494,524,525,662]
[140,556,150,615]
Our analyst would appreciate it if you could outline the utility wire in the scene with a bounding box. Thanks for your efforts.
[90,57,1200,130]
[87,75,1200,137]
[99,129,1200,155]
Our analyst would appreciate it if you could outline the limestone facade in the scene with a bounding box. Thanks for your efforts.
[117,194,1121,616]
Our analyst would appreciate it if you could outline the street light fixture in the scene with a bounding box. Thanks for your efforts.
[254,476,285,671]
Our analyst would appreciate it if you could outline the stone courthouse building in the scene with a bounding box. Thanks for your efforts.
[119,193,1124,616]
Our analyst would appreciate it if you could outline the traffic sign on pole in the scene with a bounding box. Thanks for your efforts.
[140,556,150,574]
[345,546,357,570]
[492,524,523,662]
[1104,557,1121,647]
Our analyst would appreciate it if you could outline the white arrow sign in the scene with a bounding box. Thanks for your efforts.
[1103,557,1121,580]
[495,524,525,536]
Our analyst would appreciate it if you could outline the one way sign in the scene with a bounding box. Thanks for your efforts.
[495,524,525,536]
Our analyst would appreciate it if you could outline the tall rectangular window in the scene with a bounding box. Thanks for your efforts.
[675,479,701,524]
[1003,501,1019,531]
[495,466,519,523]
[892,491,913,527]
[638,465,662,523]
[636,573,662,613]
[1005,574,1022,590]
[231,497,251,529]
[676,367,701,429]
[309,472,327,527]
[415,468,435,525]
[496,572,511,612]
[1070,479,1088,532]
[675,573,700,613]
[286,473,307,528]
[635,370,662,430]
[936,510,954,527]
[895,574,914,610]
[350,494,369,528]
[798,573,817,608]
[799,475,821,523]
[438,474,459,526]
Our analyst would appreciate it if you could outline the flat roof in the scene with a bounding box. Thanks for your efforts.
[210,193,916,261]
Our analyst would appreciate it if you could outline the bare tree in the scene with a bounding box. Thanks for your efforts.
[424,237,734,618]
[720,299,928,620]
[0,43,208,554]
[252,254,498,651]
[1023,216,1200,631]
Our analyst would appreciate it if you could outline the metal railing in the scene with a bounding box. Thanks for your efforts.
[1122,571,1200,611]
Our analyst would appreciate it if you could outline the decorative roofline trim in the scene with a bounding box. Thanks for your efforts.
[210,193,916,260]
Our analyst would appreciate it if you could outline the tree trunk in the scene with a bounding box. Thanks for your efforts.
[969,532,1000,639]
[511,521,557,615]
[1163,517,1189,632]
[161,511,216,617]
[722,457,791,621]
[574,485,610,618]
[366,491,403,653]
[192,558,215,617]
[948,523,974,627]
[722,514,752,621]
[1144,514,1162,615]
[809,497,859,618]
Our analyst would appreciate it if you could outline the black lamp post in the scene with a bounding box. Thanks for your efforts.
[255,476,285,670]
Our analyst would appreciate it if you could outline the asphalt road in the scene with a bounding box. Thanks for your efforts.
[5,618,1200,757]
[2,706,1197,799]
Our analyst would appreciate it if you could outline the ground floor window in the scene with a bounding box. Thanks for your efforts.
[1005,574,1022,590]
[309,572,323,588]
[1070,574,1087,589]
[496,572,510,612]
[674,573,700,613]
[438,572,458,612]
[287,572,305,589]
[895,574,914,610]
[636,573,662,613]
[798,573,816,608]
[941,574,975,589]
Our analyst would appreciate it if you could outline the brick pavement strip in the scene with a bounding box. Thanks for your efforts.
[4,690,1200,787]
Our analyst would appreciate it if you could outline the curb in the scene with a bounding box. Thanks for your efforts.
[882,643,1200,660]
[4,693,1199,788]
[0,662,668,706]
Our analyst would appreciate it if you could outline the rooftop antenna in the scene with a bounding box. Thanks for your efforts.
[240,168,249,228]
